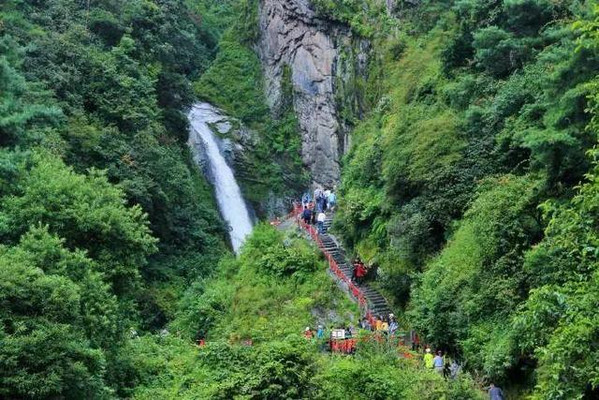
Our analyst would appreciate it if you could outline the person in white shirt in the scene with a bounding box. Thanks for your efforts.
[317,212,326,234]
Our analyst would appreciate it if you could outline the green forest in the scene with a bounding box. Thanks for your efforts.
[2,0,599,399]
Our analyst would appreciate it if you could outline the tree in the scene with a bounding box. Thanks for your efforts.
[473,26,531,78]
[0,227,118,399]
[514,154,599,398]
[0,152,158,295]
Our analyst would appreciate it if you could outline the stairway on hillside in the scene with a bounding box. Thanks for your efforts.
[320,215,393,319]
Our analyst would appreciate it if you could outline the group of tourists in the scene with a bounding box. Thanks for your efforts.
[423,347,464,382]
[421,348,505,397]
[358,313,400,336]
[296,185,506,398]
[304,324,357,341]
[305,314,401,341]
[301,187,337,234]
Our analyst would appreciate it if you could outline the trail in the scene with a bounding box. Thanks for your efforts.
[284,208,412,343]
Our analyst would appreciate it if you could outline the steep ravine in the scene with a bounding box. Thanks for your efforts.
[258,0,368,188]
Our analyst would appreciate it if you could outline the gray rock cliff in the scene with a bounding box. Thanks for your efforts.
[258,0,367,189]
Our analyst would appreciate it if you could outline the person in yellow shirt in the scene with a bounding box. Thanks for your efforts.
[424,348,434,369]
[375,317,383,331]
[380,319,389,335]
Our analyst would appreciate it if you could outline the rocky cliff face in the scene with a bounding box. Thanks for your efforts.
[258,0,367,189]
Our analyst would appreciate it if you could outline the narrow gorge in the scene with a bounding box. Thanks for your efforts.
[4,0,599,398]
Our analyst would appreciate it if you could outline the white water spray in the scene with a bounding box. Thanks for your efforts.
[188,103,254,253]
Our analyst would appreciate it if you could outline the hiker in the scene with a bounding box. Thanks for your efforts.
[411,332,421,351]
[302,192,311,208]
[349,324,357,337]
[355,262,367,284]
[433,351,444,374]
[389,318,399,336]
[424,348,434,369]
[304,327,314,340]
[488,383,505,400]
[360,318,371,331]
[351,259,358,281]
[380,318,389,335]
[328,191,337,211]
[345,325,353,338]
[314,187,323,203]
[352,258,363,281]
[317,325,325,339]
[316,195,326,213]
[375,316,383,332]
[317,211,326,234]
[449,360,460,380]
[302,207,312,225]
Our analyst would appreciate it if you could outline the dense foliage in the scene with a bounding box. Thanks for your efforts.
[126,225,483,399]
[0,0,233,396]
[332,0,599,397]
[5,0,599,397]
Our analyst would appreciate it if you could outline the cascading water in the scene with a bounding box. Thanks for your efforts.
[188,103,254,254]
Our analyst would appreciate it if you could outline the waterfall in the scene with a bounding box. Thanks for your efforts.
[188,103,254,254]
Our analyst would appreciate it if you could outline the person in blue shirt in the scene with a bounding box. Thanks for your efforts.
[328,191,337,211]
[433,351,444,374]
[302,192,311,208]
[301,207,312,224]
[488,383,505,400]
[316,325,324,339]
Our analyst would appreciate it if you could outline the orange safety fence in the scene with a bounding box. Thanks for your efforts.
[329,334,415,356]
[330,338,357,354]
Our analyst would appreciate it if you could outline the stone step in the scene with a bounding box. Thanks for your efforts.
[302,213,396,323]
[371,302,388,308]
[367,294,387,302]
[369,300,387,306]
[372,307,391,313]
[372,306,392,313]
[362,288,380,295]
[367,296,387,303]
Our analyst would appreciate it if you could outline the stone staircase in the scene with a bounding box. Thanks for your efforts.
[320,215,393,319]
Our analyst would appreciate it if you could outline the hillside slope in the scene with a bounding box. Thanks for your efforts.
[128,224,483,399]
[327,0,599,397]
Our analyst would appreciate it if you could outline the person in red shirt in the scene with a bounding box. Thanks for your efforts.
[352,258,363,282]
[355,262,367,284]
[304,327,314,340]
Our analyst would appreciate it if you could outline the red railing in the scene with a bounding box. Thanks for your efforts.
[293,205,377,328]
[328,334,413,357]
[330,338,357,354]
